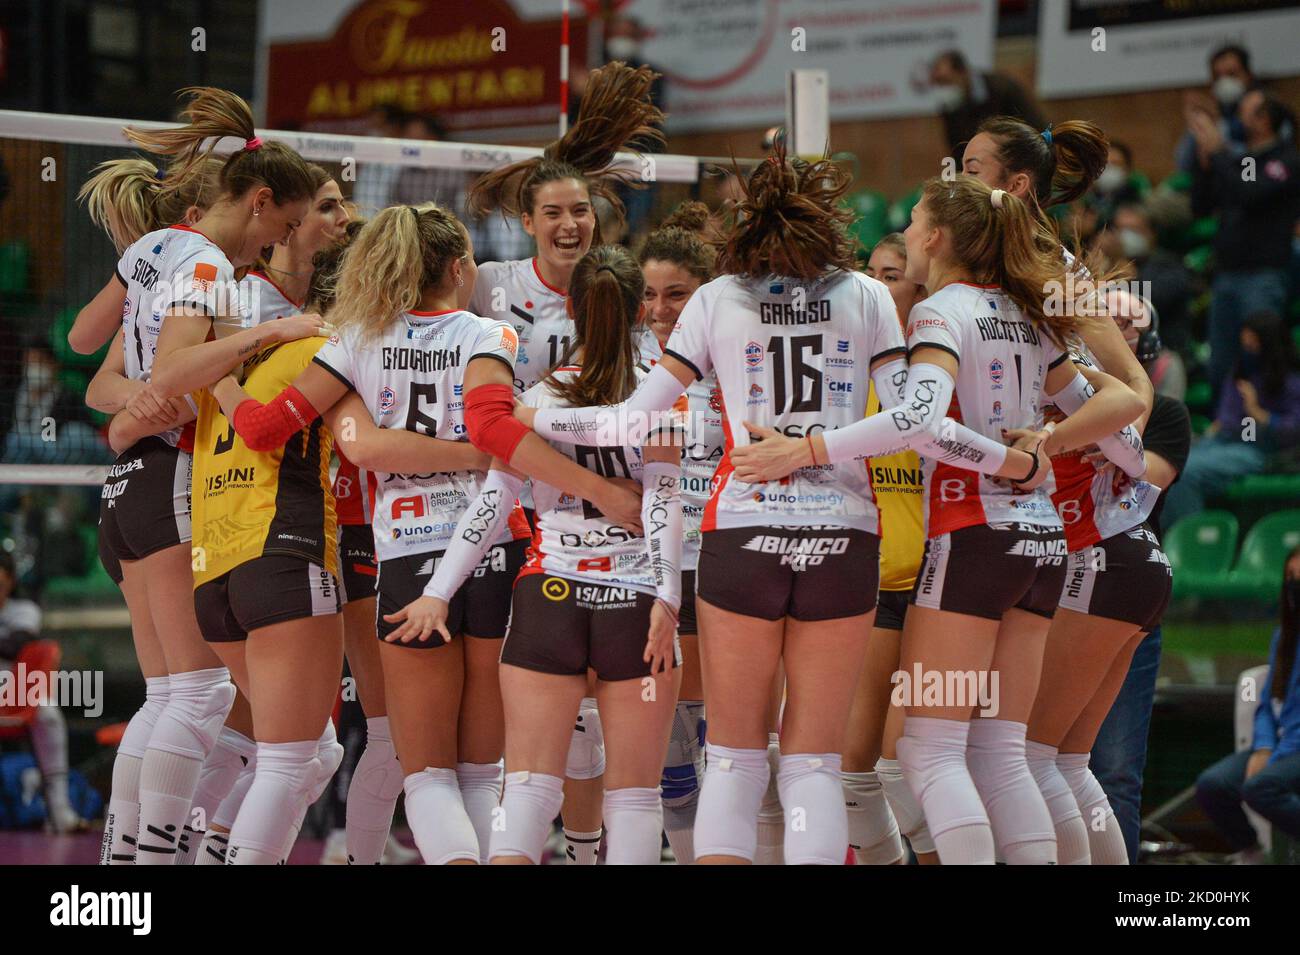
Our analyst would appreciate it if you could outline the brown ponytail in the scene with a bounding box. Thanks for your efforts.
[715,142,859,280]
[546,245,643,407]
[329,203,467,338]
[468,62,664,238]
[922,175,1095,347]
[976,116,1109,210]
[79,155,223,252]
[637,200,717,284]
[125,87,316,207]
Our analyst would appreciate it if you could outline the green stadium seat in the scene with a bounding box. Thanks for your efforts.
[1159,171,1192,194]
[1185,379,1213,415]
[51,306,109,370]
[0,240,29,296]
[845,189,891,258]
[1224,474,1300,505]
[1166,510,1239,599]
[887,186,923,234]
[1194,510,1300,604]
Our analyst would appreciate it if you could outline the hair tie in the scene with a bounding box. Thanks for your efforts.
[990,188,1005,210]
[595,264,617,276]
[154,168,167,181]
[408,205,421,224]
[1041,125,1053,145]
[244,136,263,151]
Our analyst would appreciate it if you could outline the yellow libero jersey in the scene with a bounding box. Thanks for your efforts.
[866,382,926,592]
[191,337,337,588]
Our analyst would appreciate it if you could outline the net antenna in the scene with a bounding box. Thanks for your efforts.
[559,0,571,137]
[786,68,830,161]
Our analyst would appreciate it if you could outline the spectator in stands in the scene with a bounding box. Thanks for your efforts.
[1081,141,1145,240]
[1191,88,1300,403]
[928,49,1045,161]
[0,551,82,832]
[1162,309,1300,529]
[2,338,111,465]
[1176,44,1258,174]
[1098,201,1195,368]
[1195,547,1300,861]
[352,103,406,214]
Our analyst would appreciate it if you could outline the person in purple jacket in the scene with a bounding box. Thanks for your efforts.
[1161,309,1300,529]
[1196,548,1300,861]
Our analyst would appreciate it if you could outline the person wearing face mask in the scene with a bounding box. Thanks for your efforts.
[1195,548,1300,862]
[1190,88,1300,405]
[1161,309,1300,531]
[1175,44,1258,175]
[1081,142,1145,242]
[928,50,1045,162]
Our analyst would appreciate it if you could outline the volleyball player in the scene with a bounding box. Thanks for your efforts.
[843,233,933,864]
[466,60,665,862]
[68,88,322,863]
[213,203,644,863]
[390,244,683,865]
[1012,288,1171,865]
[517,148,939,864]
[636,202,720,863]
[728,176,1148,864]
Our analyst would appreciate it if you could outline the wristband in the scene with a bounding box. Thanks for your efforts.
[1016,445,1041,485]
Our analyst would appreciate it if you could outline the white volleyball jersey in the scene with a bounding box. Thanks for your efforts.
[637,332,724,571]
[237,271,303,326]
[905,282,1068,537]
[469,258,575,394]
[1047,347,1158,553]
[663,270,906,534]
[519,367,660,594]
[116,224,237,446]
[312,308,528,561]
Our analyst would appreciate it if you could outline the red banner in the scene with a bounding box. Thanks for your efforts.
[266,0,586,135]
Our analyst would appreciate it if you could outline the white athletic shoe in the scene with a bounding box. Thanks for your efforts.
[320,829,349,865]
[44,801,86,835]
[381,833,420,865]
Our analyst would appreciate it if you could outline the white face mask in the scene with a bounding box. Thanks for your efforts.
[1118,227,1151,259]
[933,84,964,111]
[1213,76,1246,107]
[606,37,640,61]
[27,363,55,390]
[1095,165,1126,194]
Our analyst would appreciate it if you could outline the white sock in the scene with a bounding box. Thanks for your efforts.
[346,717,404,865]
[843,770,904,864]
[564,827,602,865]
[695,741,771,863]
[279,722,346,863]
[458,762,503,863]
[1058,753,1129,865]
[603,787,663,865]
[491,770,565,864]
[966,719,1056,865]
[178,727,256,866]
[665,824,695,865]
[100,675,170,864]
[404,767,479,865]
[135,667,235,865]
[896,717,993,864]
[31,705,72,810]
[1026,740,1090,865]
[875,756,936,855]
[226,740,320,865]
[134,750,202,864]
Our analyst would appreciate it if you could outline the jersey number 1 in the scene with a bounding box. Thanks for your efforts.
[767,334,823,413]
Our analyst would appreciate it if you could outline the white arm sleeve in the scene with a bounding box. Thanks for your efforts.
[1047,371,1147,479]
[822,363,955,463]
[870,358,908,409]
[532,361,685,447]
[640,461,683,613]
[913,419,1014,476]
[423,469,526,601]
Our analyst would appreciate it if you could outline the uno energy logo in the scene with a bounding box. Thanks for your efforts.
[542,577,570,601]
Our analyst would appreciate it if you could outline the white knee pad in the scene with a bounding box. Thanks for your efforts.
[179,727,257,864]
[566,697,605,780]
[1026,740,1090,865]
[308,722,346,805]
[661,701,705,828]
[458,762,504,863]
[897,716,994,864]
[966,719,1056,865]
[146,667,236,761]
[694,744,770,862]
[603,787,663,865]
[843,771,904,865]
[875,757,936,855]
[1057,752,1128,865]
[404,767,480,865]
[119,676,172,759]
[490,770,565,864]
[226,740,320,859]
[776,753,847,865]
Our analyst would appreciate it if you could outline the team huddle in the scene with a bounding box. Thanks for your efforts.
[67,63,1175,865]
